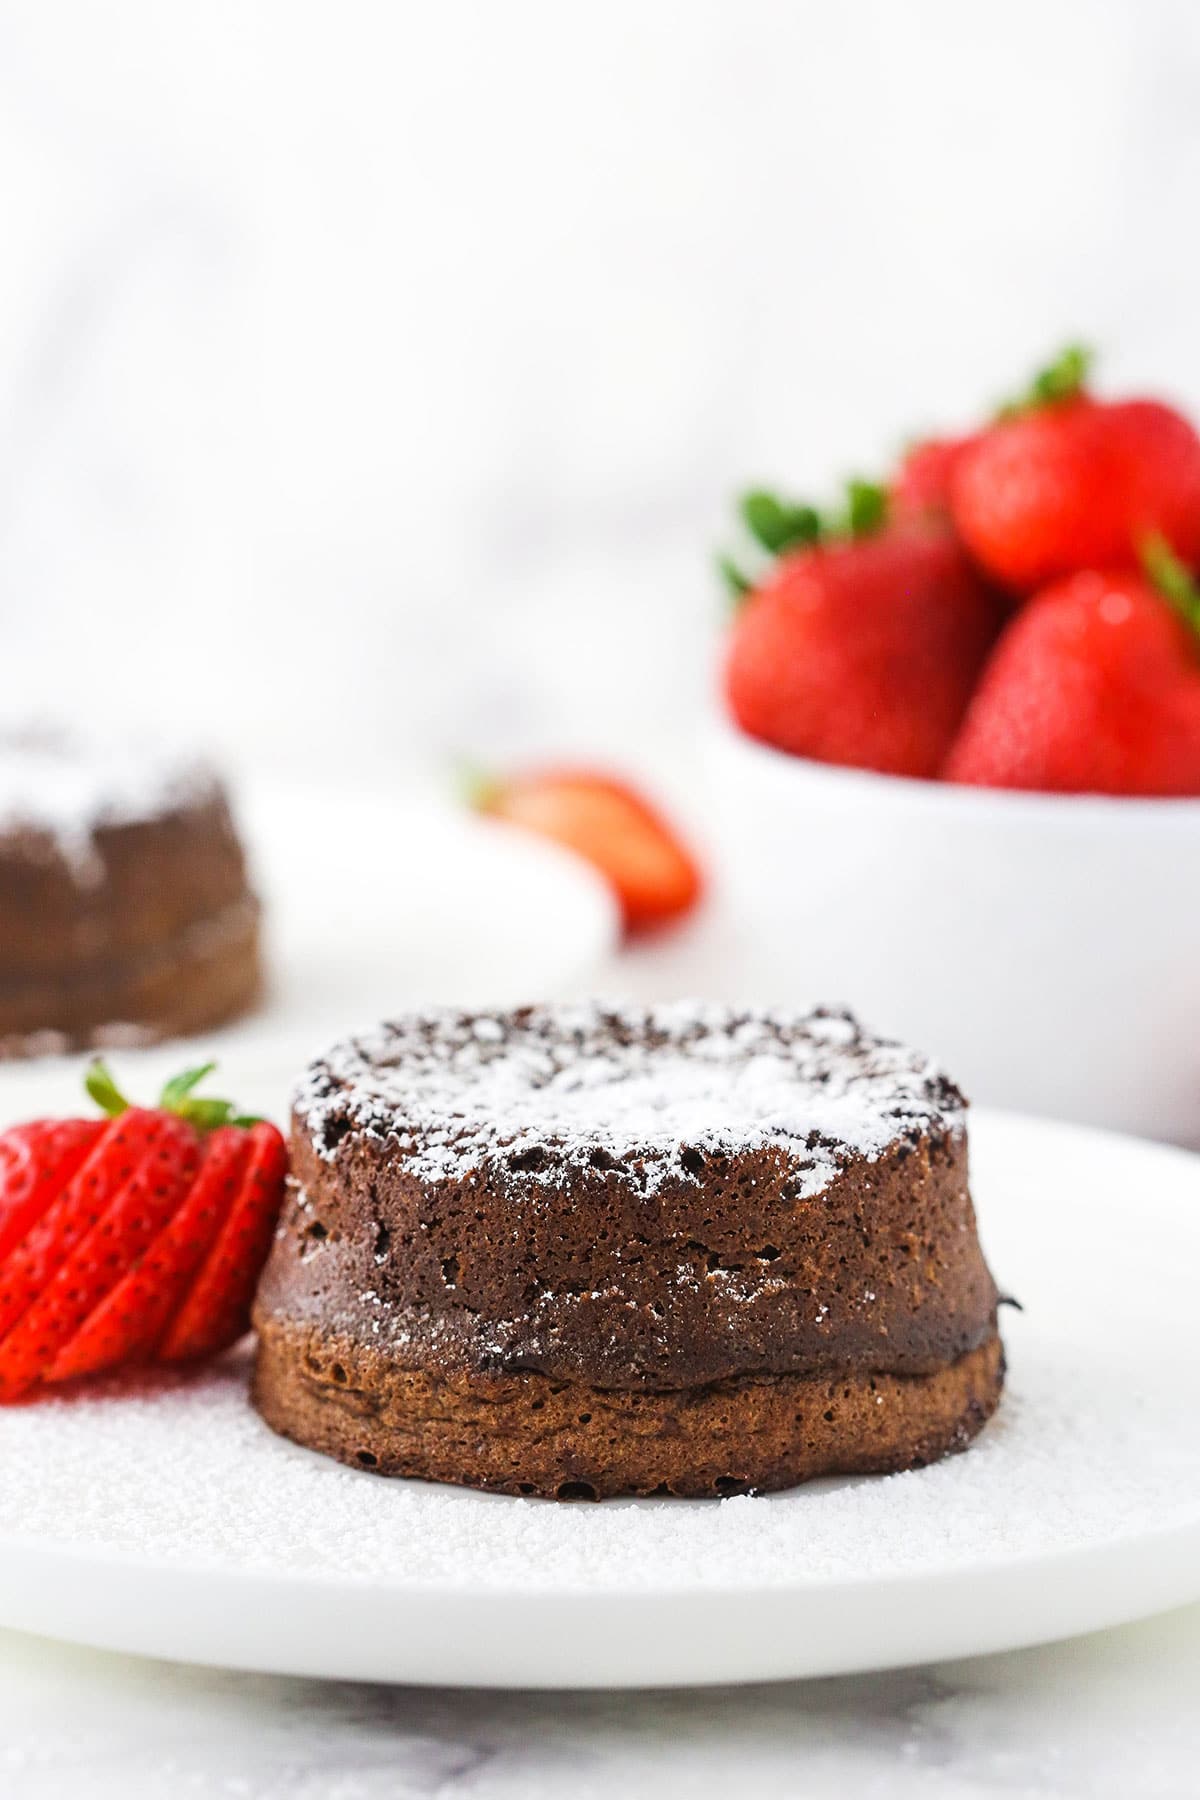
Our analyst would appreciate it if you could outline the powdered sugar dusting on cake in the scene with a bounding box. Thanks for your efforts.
[0,728,221,883]
[295,1001,963,1198]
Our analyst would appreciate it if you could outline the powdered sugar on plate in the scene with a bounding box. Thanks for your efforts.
[295,1001,964,1198]
[0,1111,1195,1602]
[0,727,219,882]
[3,1330,1193,1596]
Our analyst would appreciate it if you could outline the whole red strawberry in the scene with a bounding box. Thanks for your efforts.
[473,769,702,934]
[890,432,982,519]
[0,1062,287,1400]
[952,348,1200,591]
[723,487,1002,778]
[944,542,1200,795]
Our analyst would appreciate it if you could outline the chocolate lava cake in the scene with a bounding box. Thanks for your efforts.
[0,731,262,1055]
[253,1002,1004,1499]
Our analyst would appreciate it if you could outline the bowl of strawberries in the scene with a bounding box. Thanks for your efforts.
[711,348,1200,1146]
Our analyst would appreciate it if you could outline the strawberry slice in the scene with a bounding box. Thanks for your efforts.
[0,1111,198,1398]
[472,769,703,935]
[0,1110,173,1350]
[158,1123,288,1363]
[0,1119,105,1262]
[47,1125,252,1382]
[0,1060,288,1400]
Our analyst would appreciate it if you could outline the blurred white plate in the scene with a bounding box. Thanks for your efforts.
[0,777,619,1123]
[0,1110,1196,1688]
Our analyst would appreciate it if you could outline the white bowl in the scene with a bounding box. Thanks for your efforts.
[708,718,1200,1147]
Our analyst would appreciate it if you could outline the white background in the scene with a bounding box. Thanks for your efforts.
[2,0,1199,783]
[2,17,1200,1788]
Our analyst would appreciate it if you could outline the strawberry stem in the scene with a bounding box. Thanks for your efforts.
[85,1059,132,1118]
[716,553,754,608]
[997,343,1093,419]
[456,761,504,812]
[84,1059,263,1130]
[1141,533,1200,637]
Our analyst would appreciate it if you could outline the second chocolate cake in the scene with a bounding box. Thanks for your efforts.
[0,730,261,1055]
[253,1002,1003,1498]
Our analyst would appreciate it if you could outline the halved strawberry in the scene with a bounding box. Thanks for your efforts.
[472,769,703,934]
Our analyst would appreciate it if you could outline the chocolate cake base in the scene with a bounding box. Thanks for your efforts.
[253,1316,1004,1500]
[0,898,262,1057]
[0,732,263,1055]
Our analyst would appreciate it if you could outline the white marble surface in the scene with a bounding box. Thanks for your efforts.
[0,1607,1197,1798]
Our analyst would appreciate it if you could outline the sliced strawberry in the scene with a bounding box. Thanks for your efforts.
[158,1123,289,1361]
[0,1061,289,1401]
[0,1119,105,1262]
[0,1112,161,1349]
[46,1125,252,1383]
[0,1111,198,1399]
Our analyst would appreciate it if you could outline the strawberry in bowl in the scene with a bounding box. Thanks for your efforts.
[947,544,1200,796]
[952,361,1200,594]
[719,345,1200,800]
[710,347,1200,1145]
[0,1062,287,1399]
[723,481,1004,779]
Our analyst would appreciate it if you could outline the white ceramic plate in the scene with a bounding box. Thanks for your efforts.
[0,776,620,1123]
[0,1108,1196,1688]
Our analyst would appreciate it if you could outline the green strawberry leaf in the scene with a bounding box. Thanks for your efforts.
[716,552,755,606]
[178,1097,239,1130]
[85,1058,263,1134]
[454,760,503,813]
[844,478,888,538]
[158,1062,218,1112]
[1029,343,1093,405]
[1142,532,1200,636]
[718,474,888,612]
[85,1059,131,1119]
[997,343,1093,419]
[740,490,822,556]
